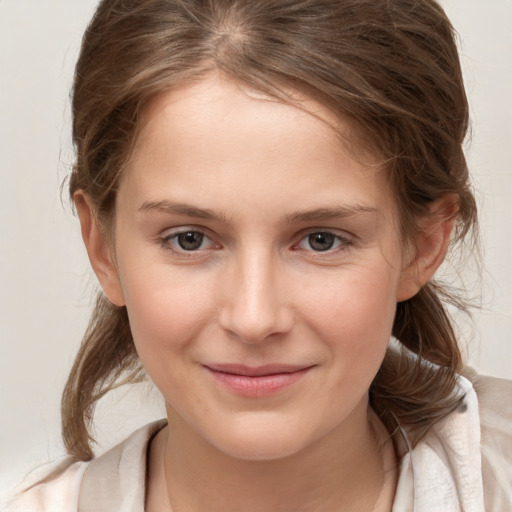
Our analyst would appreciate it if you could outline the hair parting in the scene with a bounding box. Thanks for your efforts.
[63,0,478,460]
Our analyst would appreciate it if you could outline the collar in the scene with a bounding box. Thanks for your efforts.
[78,378,485,512]
[392,375,485,511]
[78,419,167,512]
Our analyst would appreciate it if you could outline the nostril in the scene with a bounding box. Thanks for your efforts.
[218,303,294,344]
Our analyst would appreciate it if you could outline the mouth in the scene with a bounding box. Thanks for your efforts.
[203,363,314,397]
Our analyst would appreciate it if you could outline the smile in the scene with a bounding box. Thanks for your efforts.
[203,364,314,397]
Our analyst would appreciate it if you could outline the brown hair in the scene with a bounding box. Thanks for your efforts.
[63,0,477,461]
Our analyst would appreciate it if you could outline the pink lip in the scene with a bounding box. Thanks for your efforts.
[204,364,313,397]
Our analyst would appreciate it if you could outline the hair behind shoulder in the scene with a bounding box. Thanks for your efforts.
[63,0,477,461]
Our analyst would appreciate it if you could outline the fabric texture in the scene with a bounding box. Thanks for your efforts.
[6,373,512,512]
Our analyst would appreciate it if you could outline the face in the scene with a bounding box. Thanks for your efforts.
[105,74,413,460]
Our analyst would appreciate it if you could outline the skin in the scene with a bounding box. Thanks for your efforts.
[76,73,454,512]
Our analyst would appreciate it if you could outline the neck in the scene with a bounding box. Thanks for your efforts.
[147,401,397,512]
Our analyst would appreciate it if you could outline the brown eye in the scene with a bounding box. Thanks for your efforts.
[307,232,335,251]
[177,231,204,250]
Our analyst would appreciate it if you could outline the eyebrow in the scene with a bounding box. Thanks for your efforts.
[138,200,377,224]
[286,205,378,224]
[138,200,227,222]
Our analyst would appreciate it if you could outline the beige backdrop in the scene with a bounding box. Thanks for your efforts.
[1,0,511,500]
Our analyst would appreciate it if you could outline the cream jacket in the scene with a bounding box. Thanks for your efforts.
[7,372,512,511]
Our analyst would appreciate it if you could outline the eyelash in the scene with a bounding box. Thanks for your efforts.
[158,228,356,257]
[294,230,356,255]
[159,229,219,256]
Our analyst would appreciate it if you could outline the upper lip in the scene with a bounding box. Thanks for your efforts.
[204,364,313,377]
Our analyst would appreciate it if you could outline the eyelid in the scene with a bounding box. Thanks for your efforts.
[293,228,357,253]
[158,226,221,253]
[156,225,357,257]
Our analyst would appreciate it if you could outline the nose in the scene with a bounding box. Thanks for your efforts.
[218,249,294,344]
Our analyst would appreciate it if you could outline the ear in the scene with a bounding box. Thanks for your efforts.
[396,195,458,302]
[74,191,126,307]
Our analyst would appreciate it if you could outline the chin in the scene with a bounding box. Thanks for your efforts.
[203,413,321,462]
[216,435,309,462]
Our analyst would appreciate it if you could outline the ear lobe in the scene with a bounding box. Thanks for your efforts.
[396,196,458,302]
[74,191,126,307]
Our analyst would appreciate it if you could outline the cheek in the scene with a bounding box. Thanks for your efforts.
[301,264,399,374]
[306,263,398,328]
[118,266,216,370]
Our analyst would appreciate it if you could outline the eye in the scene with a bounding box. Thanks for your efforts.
[161,229,218,252]
[176,231,205,250]
[297,231,353,252]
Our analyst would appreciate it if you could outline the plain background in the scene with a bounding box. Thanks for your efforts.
[1,0,511,500]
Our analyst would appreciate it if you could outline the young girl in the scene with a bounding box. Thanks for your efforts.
[8,0,512,510]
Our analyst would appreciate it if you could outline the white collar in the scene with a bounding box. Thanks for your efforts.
[393,375,485,511]
[78,377,485,512]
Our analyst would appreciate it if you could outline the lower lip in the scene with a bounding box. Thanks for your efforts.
[205,367,312,397]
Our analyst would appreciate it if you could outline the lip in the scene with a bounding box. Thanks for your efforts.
[203,364,314,397]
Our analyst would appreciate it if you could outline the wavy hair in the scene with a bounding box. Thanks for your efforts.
[62,0,477,460]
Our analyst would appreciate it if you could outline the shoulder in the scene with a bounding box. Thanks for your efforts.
[78,419,166,512]
[392,370,512,511]
[5,420,167,512]
[5,459,89,512]
[468,369,512,420]
[465,369,512,510]
[464,368,512,448]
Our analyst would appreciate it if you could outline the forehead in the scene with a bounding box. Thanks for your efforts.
[137,72,375,161]
[122,73,396,223]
